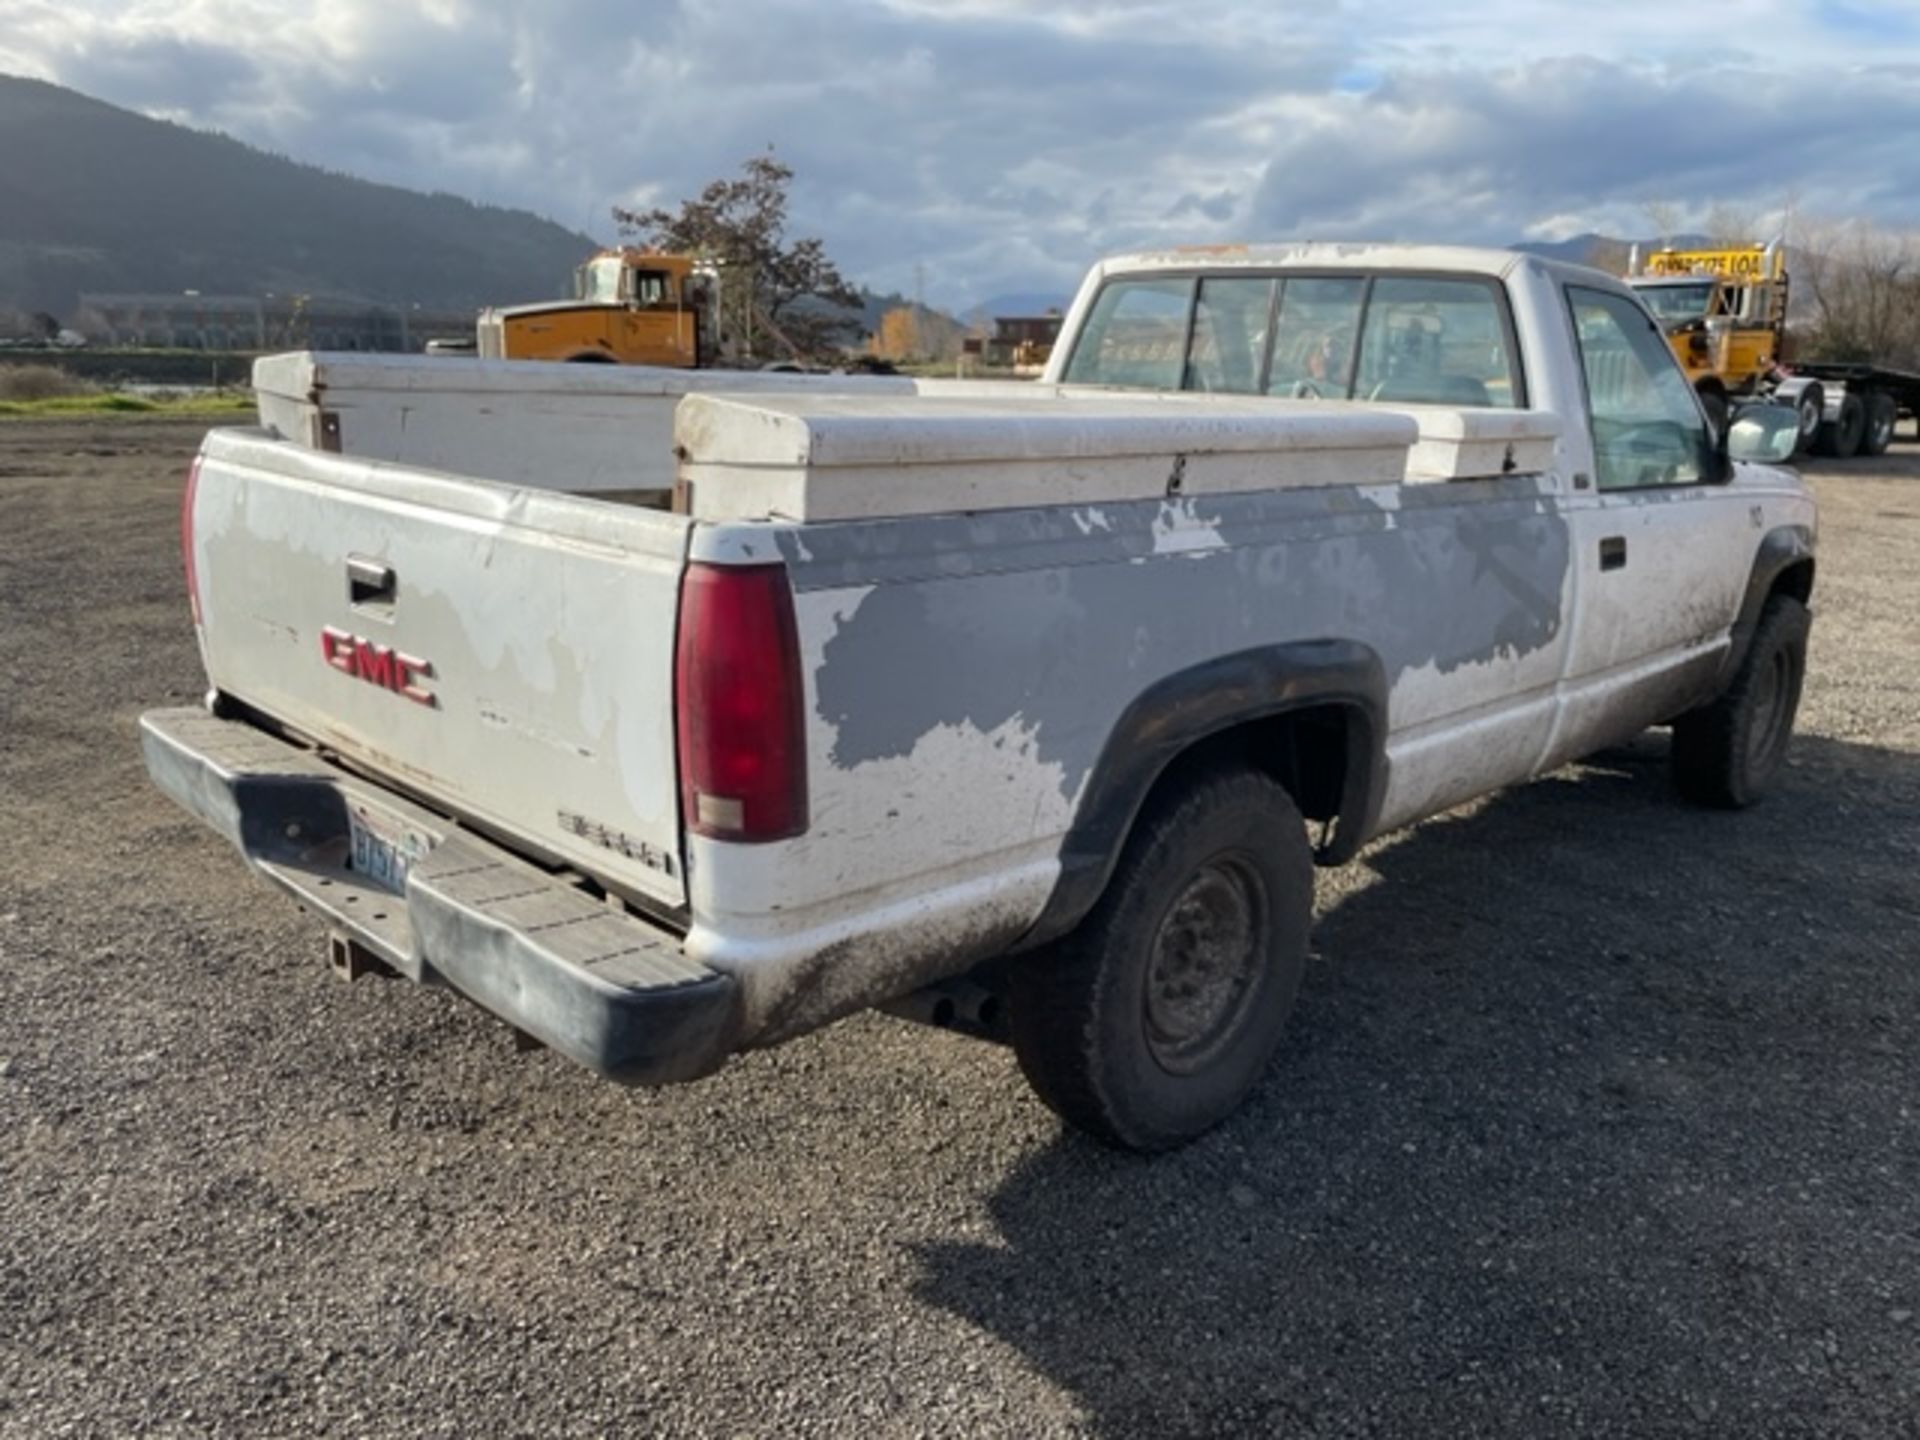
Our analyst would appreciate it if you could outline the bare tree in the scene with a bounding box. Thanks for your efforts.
[614,152,862,361]
[1702,201,1761,247]
[1642,200,1685,247]
[1791,218,1920,368]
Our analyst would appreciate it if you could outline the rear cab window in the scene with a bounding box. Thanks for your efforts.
[1185,277,1276,394]
[1266,278,1366,399]
[1060,277,1193,389]
[1063,269,1522,408]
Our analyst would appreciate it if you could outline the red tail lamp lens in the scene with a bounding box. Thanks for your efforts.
[674,562,808,842]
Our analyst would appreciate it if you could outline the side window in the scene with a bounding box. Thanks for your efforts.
[1183,277,1274,394]
[1351,277,1517,408]
[1265,278,1365,397]
[1061,278,1194,388]
[1568,285,1712,490]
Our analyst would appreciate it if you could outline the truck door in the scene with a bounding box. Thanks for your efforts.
[1543,283,1753,768]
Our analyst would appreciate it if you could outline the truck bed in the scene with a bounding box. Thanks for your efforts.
[1792,359,1920,416]
[251,351,1563,517]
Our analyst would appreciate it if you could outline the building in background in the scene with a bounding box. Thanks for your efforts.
[73,293,475,352]
[987,311,1064,372]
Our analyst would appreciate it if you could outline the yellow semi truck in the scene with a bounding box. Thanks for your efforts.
[1626,243,1919,459]
[475,249,720,367]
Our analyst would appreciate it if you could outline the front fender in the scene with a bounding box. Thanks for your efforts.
[1722,523,1815,684]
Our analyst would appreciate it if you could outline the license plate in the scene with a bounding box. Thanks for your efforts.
[348,806,419,895]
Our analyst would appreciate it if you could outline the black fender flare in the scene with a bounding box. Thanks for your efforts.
[1018,640,1389,950]
[1722,524,1815,684]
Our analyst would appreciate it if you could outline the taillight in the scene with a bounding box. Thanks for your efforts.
[675,562,808,842]
[182,455,203,625]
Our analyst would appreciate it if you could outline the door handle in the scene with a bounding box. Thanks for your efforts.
[347,555,396,610]
[1599,536,1628,571]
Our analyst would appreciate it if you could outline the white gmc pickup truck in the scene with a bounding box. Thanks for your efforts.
[144,244,1816,1150]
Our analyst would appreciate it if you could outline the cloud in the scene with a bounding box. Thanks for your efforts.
[1167,190,1239,223]
[1246,56,1920,244]
[0,0,1914,304]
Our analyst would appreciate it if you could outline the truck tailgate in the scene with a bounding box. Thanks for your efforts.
[188,427,692,910]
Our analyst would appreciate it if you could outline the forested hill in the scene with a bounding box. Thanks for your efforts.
[0,75,596,316]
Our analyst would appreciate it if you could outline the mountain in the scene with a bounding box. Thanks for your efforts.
[1509,232,1712,271]
[963,291,1071,323]
[1510,232,1619,265]
[0,75,597,318]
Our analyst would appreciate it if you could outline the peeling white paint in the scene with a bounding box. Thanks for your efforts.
[1070,506,1115,535]
[1149,496,1231,556]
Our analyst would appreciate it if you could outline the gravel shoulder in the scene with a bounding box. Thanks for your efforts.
[3,417,1918,1438]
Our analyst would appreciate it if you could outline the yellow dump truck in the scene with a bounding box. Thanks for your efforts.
[1626,243,1919,459]
[476,249,719,366]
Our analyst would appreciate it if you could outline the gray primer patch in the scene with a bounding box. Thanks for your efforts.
[802,477,1570,798]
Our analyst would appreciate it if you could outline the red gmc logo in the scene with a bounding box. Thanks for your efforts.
[320,627,435,706]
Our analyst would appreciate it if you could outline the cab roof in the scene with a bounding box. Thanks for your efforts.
[1087,241,1609,289]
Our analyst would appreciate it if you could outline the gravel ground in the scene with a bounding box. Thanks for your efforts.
[3,416,1918,1438]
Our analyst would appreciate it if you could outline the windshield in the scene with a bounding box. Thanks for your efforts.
[577,257,626,304]
[1635,282,1715,325]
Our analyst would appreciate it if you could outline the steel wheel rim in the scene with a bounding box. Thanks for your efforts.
[1747,645,1792,773]
[1143,854,1266,1075]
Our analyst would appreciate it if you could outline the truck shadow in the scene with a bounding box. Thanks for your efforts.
[911,733,1920,1435]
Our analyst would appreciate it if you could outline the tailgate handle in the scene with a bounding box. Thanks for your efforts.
[347,556,396,610]
[1598,536,1628,572]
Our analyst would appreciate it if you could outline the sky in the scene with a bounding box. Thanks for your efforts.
[2,0,1917,307]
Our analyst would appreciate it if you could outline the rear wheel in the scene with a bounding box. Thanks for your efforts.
[1815,393,1866,459]
[1862,393,1897,456]
[1787,382,1825,460]
[1671,595,1809,808]
[1009,768,1312,1152]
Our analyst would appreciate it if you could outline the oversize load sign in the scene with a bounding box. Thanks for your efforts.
[1646,248,1773,279]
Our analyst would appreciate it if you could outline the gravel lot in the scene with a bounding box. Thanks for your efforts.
[3,415,1918,1438]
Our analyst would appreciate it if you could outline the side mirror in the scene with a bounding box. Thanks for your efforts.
[1725,402,1800,465]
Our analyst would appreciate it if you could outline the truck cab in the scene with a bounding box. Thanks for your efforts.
[476,249,718,367]
[1622,244,1789,427]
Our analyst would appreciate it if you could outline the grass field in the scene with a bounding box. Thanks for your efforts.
[0,389,254,418]
[0,359,254,418]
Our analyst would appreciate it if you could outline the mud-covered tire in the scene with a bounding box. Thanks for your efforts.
[1008,768,1312,1152]
[1671,595,1810,808]
[1863,393,1897,456]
